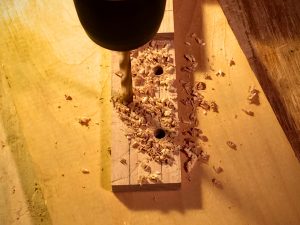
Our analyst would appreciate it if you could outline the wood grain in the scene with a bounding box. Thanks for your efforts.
[111,0,181,191]
[0,0,300,224]
[218,0,300,159]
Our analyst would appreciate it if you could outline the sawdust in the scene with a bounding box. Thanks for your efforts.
[113,36,216,176]
[113,41,179,171]
[247,86,260,105]
[79,118,91,127]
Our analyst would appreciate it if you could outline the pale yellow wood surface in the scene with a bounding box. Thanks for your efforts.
[111,1,180,191]
[1,0,300,225]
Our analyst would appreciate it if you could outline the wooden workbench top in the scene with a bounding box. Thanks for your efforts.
[1,0,300,225]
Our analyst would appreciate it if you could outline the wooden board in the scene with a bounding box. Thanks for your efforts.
[218,0,300,159]
[111,0,181,191]
[1,0,300,225]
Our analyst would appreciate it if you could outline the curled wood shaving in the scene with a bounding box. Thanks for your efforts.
[210,101,219,112]
[64,95,72,100]
[113,41,179,166]
[195,37,203,45]
[114,71,123,78]
[216,69,225,76]
[226,141,237,150]
[81,168,90,174]
[213,166,224,174]
[212,178,223,189]
[184,41,191,46]
[79,118,91,127]
[120,159,127,165]
[195,82,206,90]
[184,54,196,63]
[229,59,236,66]
[242,109,254,116]
[247,86,260,105]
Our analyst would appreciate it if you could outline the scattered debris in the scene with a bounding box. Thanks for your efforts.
[242,109,254,116]
[140,161,151,173]
[64,95,72,101]
[191,33,197,38]
[195,37,203,45]
[216,69,225,77]
[195,82,206,90]
[204,73,212,80]
[184,54,196,63]
[120,158,127,165]
[138,172,161,185]
[213,166,224,174]
[229,59,235,66]
[79,118,91,127]
[184,41,191,46]
[81,168,90,174]
[210,101,219,113]
[212,178,223,189]
[226,141,237,150]
[247,86,260,105]
[184,154,198,172]
[115,71,123,78]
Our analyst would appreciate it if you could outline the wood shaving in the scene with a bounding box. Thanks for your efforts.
[184,41,191,46]
[210,101,218,112]
[247,86,260,105]
[216,69,225,76]
[184,54,196,63]
[242,109,254,116]
[79,118,91,127]
[140,161,151,173]
[195,37,202,45]
[120,159,127,165]
[200,101,210,111]
[114,71,123,78]
[113,41,179,165]
[204,73,212,80]
[229,59,235,66]
[184,154,198,173]
[81,168,90,174]
[64,95,72,100]
[138,171,161,184]
[212,178,223,189]
[213,166,224,174]
[180,65,194,73]
[226,141,237,150]
[195,82,206,90]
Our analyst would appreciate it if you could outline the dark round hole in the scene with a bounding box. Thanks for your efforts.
[153,65,164,76]
[154,128,166,139]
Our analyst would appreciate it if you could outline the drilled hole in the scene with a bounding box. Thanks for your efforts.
[154,128,166,139]
[153,65,164,76]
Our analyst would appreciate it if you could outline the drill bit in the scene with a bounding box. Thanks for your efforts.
[118,51,133,104]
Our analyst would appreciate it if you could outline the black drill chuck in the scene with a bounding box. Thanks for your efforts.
[74,0,166,51]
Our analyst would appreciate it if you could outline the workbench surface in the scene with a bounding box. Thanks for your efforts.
[1,0,300,225]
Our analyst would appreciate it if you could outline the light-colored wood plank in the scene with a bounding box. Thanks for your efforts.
[111,0,180,190]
